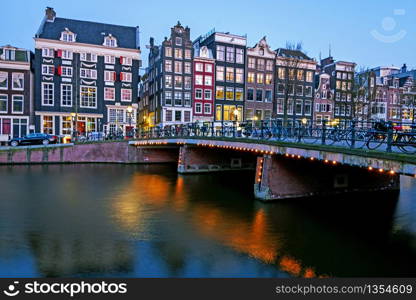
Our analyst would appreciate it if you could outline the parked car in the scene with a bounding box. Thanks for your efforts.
[9,133,59,147]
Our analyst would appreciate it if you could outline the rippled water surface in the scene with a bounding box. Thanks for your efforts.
[0,164,415,277]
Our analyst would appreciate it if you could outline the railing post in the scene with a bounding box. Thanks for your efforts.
[350,119,356,149]
[386,121,393,153]
[321,119,327,145]
[260,120,264,139]
[233,121,236,138]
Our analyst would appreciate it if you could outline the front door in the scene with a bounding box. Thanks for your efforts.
[77,121,86,136]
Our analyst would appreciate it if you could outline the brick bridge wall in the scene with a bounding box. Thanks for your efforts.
[255,154,400,201]
[0,143,178,164]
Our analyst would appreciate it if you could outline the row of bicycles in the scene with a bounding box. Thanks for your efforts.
[140,120,416,154]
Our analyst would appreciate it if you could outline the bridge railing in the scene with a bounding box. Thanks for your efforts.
[137,119,416,155]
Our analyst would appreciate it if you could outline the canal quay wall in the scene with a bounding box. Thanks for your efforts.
[0,142,178,165]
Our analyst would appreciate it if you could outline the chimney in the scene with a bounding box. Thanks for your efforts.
[45,7,56,22]
[401,63,407,73]
[149,37,154,47]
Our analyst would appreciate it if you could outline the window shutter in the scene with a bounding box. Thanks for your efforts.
[51,66,55,75]
[113,72,116,81]
[57,66,62,76]
[120,56,123,65]
[57,49,62,58]
[120,72,124,81]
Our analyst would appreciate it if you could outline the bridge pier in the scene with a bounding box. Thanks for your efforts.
[254,155,400,201]
[177,145,256,173]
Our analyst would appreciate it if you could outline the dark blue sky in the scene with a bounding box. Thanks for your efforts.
[1,0,415,70]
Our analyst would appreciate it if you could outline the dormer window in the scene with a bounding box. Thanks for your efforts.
[60,28,76,42]
[175,37,182,46]
[104,34,117,47]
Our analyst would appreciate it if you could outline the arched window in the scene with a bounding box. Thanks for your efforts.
[104,34,117,47]
[60,28,76,42]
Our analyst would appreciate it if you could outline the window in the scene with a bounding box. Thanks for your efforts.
[4,49,15,61]
[165,47,172,57]
[248,72,255,83]
[61,66,72,77]
[265,90,272,102]
[306,71,313,82]
[104,87,115,101]
[121,89,132,101]
[184,92,191,106]
[104,35,117,47]
[195,75,203,85]
[175,111,182,122]
[257,73,264,84]
[120,57,132,66]
[61,84,72,106]
[247,88,254,101]
[205,64,213,73]
[226,67,234,82]
[174,61,182,73]
[296,85,303,96]
[216,46,225,61]
[277,98,284,114]
[226,87,234,100]
[246,108,254,120]
[288,84,294,95]
[80,68,97,79]
[165,91,172,105]
[204,103,211,114]
[174,48,182,59]
[42,65,54,75]
[216,105,222,121]
[185,49,192,59]
[80,53,97,62]
[195,103,202,113]
[195,89,202,99]
[295,100,303,115]
[204,89,212,100]
[61,31,75,42]
[80,86,97,108]
[216,86,224,99]
[266,60,274,71]
[278,67,285,79]
[174,76,182,88]
[165,110,172,122]
[0,95,7,113]
[165,75,172,88]
[216,66,224,81]
[42,116,53,134]
[104,71,115,82]
[305,86,312,97]
[287,99,294,114]
[174,92,182,106]
[204,75,212,86]
[184,62,191,73]
[121,72,132,82]
[248,58,256,69]
[236,68,244,83]
[277,83,284,94]
[0,72,7,89]
[257,59,265,70]
[61,116,72,135]
[264,110,272,120]
[12,73,24,90]
[304,100,312,115]
[235,88,243,101]
[105,55,115,64]
[226,47,234,62]
[42,48,54,57]
[297,70,304,81]
[109,108,125,123]
[236,48,244,64]
[265,74,273,85]
[256,89,263,101]
[336,92,340,100]
[175,37,182,46]
[165,60,172,72]
[184,77,191,89]
[195,63,203,72]
[42,83,54,106]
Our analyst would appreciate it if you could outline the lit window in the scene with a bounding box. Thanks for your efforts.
[216,86,224,99]
[216,66,224,81]
[121,89,132,101]
[80,86,97,108]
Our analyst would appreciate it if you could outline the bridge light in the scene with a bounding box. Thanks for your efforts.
[324,159,329,163]
[389,170,395,175]
[379,168,384,173]
[332,161,337,165]
[368,166,373,171]
[297,155,301,159]
[285,153,289,157]
[310,157,315,161]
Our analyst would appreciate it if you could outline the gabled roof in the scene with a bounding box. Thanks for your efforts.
[36,17,139,49]
[276,48,311,60]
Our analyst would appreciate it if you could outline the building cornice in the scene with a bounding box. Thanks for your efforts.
[34,38,141,60]
[0,60,31,70]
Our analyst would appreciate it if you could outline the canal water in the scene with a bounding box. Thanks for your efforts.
[0,164,415,278]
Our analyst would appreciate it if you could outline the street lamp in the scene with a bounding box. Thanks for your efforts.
[71,112,76,141]
[127,106,133,137]
[301,118,308,126]
[233,108,239,121]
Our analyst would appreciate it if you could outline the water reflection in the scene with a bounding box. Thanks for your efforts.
[0,164,416,277]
